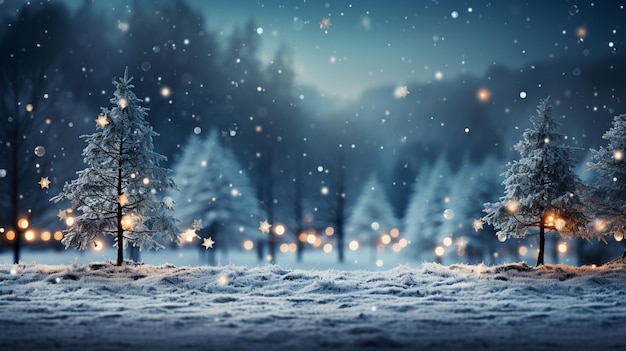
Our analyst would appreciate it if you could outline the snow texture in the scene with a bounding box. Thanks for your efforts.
[2,260,626,351]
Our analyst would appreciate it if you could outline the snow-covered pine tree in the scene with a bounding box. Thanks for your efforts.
[587,114,626,247]
[170,129,261,261]
[483,98,597,266]
[52,68,180,266]
[404,155,451,262]
[346,175,398,262]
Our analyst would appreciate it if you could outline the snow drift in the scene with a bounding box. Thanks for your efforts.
[1,260,626,351]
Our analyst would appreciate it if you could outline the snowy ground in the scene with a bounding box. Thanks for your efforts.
[2,257,626,351]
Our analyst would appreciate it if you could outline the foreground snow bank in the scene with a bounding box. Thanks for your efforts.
[2,261,626,351]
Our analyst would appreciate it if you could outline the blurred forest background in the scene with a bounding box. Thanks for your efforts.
[1,1,625,266]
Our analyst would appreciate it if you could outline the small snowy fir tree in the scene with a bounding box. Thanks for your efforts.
[346,175,398,261]
[483,98,598,266]
[587,114,626,247]
[404,155,451,262]
[170,129,261,257]
[52,68,180,266]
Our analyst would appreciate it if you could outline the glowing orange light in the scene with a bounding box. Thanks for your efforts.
[41,231,51,241]
[476,87,491,102]
[6,230,16,241]
[18,218,29,229]
[306,233,317,244]
[54,231,63,241]
[243,240,254,251]
[390,228,400,238]
[94,240,104,251]
[121,215,135,230]
[274,224,286,236]
[506,200,520,214]
[325,227,335,236]
[381,234,391,245]
[24,230,35,241]
[65,217,75,226]
[576,26,587,39]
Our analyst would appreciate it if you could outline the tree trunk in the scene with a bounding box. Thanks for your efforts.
[116,139,124,266]
[537,223,545,266]
[10,114,21,264]
[10,150,21,264]
[336,154,346,263]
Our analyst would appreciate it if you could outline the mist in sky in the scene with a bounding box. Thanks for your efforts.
[187,0,624,99]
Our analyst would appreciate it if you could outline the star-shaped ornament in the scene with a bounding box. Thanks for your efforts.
[38,176,51,189]
[57,209,68,220]
[395,86,410,98]
[117,193,129,206]
[95,114,109,128]
[202,237,215,249]
[319,17,332,29]
[472,219,484,231]
[258,220,272,234]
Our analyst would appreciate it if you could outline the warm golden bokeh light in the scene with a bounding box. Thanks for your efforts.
[434,246,445,257]
[41,231,51,241]
[243,240,254,250]
[274,224,286,236]
[348,240,359,251]
[323,243,333,253]
[18,218,29,229]
[24,230,35,241]
[6,230,16,241]
[476,87,491,102]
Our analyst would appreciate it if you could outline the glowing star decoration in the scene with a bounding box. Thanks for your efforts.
[202,237,215,249]
[95,114,109,128]
[394,86,410,99]
[472,219,484,231]
[319,17,331,30]
[258,220,272,234]
[192,219,203,231]
[38,176,51,189]
[57,209,68,220]
[117,193,129,207]
[179,228,200,243]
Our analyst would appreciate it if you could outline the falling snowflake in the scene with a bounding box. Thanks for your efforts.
[163,196,175,210]
[202,237,215,249]
[95,114,109,128]
[394,86,410,98]
[319,17,331,30]
[38,176,51,189]
[258,220,272,234]
[192,219,203,231]
[472,219,484,231]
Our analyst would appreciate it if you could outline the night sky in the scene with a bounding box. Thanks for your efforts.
[192,0,623,99]
[56,0,625,99]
